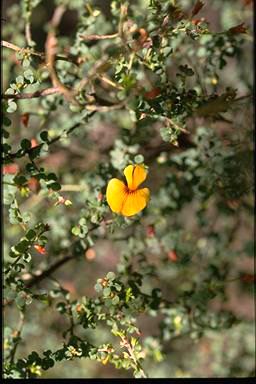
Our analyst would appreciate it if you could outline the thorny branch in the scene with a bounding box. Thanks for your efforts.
[120,335,147,378]
[1,40,78,65]
[45,5,77,104]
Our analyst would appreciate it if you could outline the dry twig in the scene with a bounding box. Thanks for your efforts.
[45,5,78,104]
[2,87,62,99]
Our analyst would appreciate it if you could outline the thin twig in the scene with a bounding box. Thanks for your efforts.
[76,55,109,92]
[1,40,21,51]
[19,184,89,213]
[25,254,74,289]
[164,116,189,134]
[50,4,66,28]
[9,311,25,364]
[45,34,75,104]
[97,73,124,90]
[2,87,62,99]
[78,33,118,41]
[85,102,127,112]
[49,277,75,338]
[24,224,99,289]
[233,93,252,102]
[1,40,78,65]
[5,113,95,162]
[45,5,79,104]
[25,21,33,47]
[120,335,147,378]
[4,255,23,275]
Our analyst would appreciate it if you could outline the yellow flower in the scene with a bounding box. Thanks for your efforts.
[106,164,150,217]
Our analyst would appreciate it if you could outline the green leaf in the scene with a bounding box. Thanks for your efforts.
[3,116,12,126]
[15,239,30,253]
[94,283,103,292]
[23,252,32,263]
[26,229,36,240]
[16,75,24,84]
[112,296,119,305]
[6,100,17,113]
[160,127,171,142]
[79,217,87,226]
[87,235,94,247]
[14,175,27,185]
[2,128,10,138]
[72,226,81,236]
[81,225,88,234]
[9,206,23,224]
[9,246,21,258]
[5,88,16,95]
[106,272,116,281]
[22,212,31,223]
[16,50,24,60]
[21,139,31,150]
[26,163,37,173]
[40,131,49,142]
[103,287,111,297]
[114,283,122,292]
[3,143,12,153]
[10,83,18,90]
[47,173,58,181]
[22,58,31,68]
[24,69,34,82]
[134,154,144,164]
[4,192,16,205]
[47,182,61,191]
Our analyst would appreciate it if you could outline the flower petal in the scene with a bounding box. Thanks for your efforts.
[121,187,150,216]
[123,164,147,191]
[106,178,128,213]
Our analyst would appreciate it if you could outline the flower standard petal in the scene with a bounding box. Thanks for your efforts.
[121,187,150,216]
[123,164,148,191]
[106,178,128,213]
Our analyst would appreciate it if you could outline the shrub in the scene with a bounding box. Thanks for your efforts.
[3,0,254,379]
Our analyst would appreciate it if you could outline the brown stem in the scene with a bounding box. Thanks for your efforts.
[25,224,99,289]
[25,254,75,289]
[25,21,33,47]
[45,31,76,104]
[44,5,77,104]
[1,40,21,51]
[1,40,78,65]
[50,5,66,28]
[78,33,118,41]
[2,87,62,99]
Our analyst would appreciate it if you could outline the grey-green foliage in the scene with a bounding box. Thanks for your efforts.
[3,0,254,379]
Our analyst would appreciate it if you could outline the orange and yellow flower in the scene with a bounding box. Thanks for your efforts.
[106,164,150,217]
